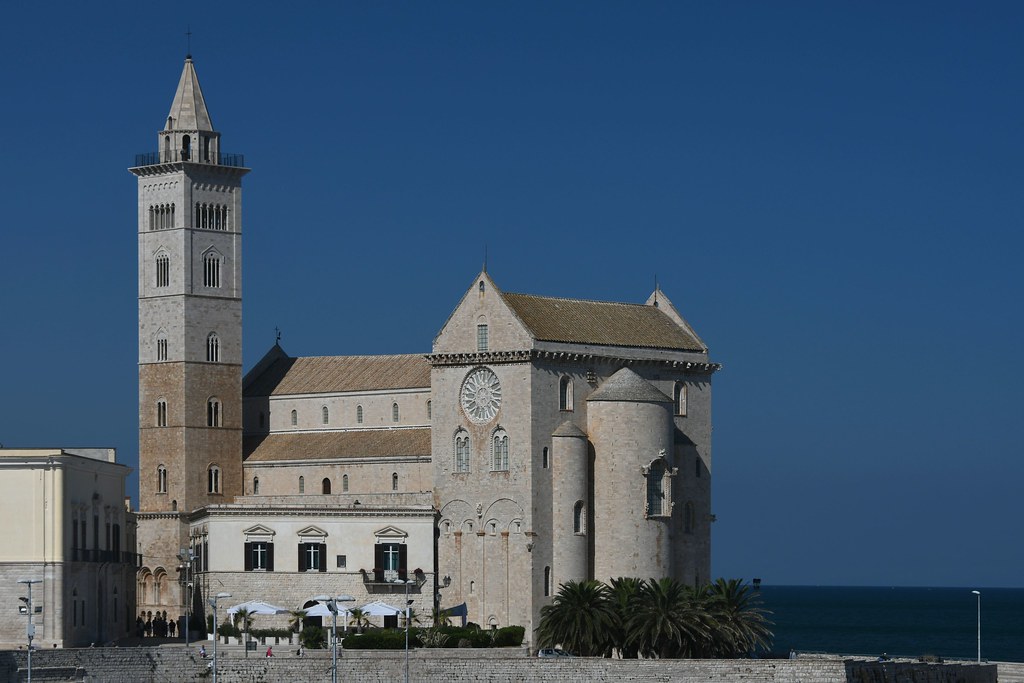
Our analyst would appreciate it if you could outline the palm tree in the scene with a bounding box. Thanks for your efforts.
[705,578,773,657]
[626,577,708,659]
[608,577,644,658]
[537,579,616,656]
[348,607,370,634]
[402,606,422,628]
[431,607,452,628]
[287,609,307,635]
[232,608,255,650]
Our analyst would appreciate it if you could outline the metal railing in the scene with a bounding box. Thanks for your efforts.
[133,151,246,167]
[71,548,142,566]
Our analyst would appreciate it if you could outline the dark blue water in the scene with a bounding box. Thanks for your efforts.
[758,586,1023,662]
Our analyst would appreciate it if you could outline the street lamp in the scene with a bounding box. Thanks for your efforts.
[971,590,981,663]
[313,594,355,683]
[18,579,41,683]
[177,548,194,647]
[209,592,231,683]
[390,578,415,683]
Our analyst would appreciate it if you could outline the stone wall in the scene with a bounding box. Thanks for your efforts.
[0,648,998,683]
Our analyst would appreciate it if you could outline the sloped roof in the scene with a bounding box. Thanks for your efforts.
[501,292,704,351]
[244,428,431,462]
[588,368,672,404]
[166,57,214,131]
[244,354,430,397]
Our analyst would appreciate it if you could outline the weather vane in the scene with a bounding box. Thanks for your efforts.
[275,326,282,344]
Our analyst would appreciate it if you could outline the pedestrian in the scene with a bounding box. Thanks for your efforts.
[266,646,274,657]
[168,620,176,637]
[199,645,207,658]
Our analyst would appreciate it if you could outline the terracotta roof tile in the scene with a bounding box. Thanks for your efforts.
[243,428,431,462]
[244,354,430,397]
[502,293,703,351]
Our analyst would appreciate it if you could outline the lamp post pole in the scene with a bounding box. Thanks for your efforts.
[18,579,41,683]
[314,594,355,683]
[177,548,194,648]
[389,578,414,683]
[972,590,981,663]
[209,592,231,683]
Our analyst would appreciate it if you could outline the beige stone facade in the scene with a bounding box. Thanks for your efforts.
[0,448,136,648]
[133,58,717,643]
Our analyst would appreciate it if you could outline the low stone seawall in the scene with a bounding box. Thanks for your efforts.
[0,648,999,683]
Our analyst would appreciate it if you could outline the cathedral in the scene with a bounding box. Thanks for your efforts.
[133,57,718,641]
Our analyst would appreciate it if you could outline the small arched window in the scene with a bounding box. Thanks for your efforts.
[427,400,432,421]
[291,409,298,426]
[203,252,221,288]
[181,134,191,160]
[322,478,331,494]
[684,502,695,534]
[342,474,349,492]
[253,477,260,495]
[156,334,168,362]
[544,566,551,597]
[392,403,400,422]
[559,376,573,411]
[208,465,221,494]
[356,405,363,424]
[674,382,687,416]
[646,460,665,517]
[542,447,549,469]
[298,476,305,494]
[492,429,509,471]
[207,398,222,427]
[392,472,399,491]
[573,500,585,534]
[454,429,470,473]
[322,406,329,425]
[206,333,220,363]
[155,253,169,288]
[156,399,167,427]
[157,465,167,494]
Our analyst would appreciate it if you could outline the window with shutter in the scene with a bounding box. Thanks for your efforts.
[244,542,253,571]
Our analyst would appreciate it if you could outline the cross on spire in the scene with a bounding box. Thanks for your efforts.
[185,25,192,58]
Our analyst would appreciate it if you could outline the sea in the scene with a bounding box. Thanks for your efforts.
[757,586,1024,662]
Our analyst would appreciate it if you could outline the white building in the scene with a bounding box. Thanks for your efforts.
[0,448,136,648]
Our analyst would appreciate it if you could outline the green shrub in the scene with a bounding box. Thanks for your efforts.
[217,622,240,638]
[342,629,410,650]
[300,625,327,649]
[251,628,293,640]
[491,626,525,647]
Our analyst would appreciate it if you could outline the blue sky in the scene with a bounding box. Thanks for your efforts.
[1,2,1021,588]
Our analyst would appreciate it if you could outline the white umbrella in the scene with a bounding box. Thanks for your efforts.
[304,602,352,619]
[359,600,402,617]
[226,600,290,616]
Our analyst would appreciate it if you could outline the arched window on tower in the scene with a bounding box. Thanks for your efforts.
[544,566,551,597]
[208,465,221,494]
[454,429,470,473]
[203,252,221,288]
[157,465,167,494]
[392,472,399,491]
[322,478,331,494]
[253,477,260,495]
[155,253,169,288]
[674,382,687,416]
[206,333,219,363]
[342,474,349,492]
[322,406,329,425]
[290,409,298,426]
[298,476,304,494]
[356,405,363,424]
[156,334,168,362]
[207,398,222,427]
[427,400,432,421]
[559,376,573,411]
[492,428,509,471]
[156,399,167,427]
[181,134,191,161]
[392,403,399,422]
[573,500,586,534]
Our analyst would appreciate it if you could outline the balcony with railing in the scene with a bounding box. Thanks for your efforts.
[71,548,143,566]
[132,150,246,168]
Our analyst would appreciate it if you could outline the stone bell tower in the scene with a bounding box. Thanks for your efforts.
[130,56,249,618]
